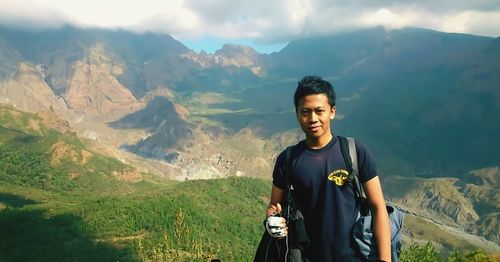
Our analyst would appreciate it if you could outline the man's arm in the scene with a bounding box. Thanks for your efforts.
[363,176,391,262]
[267,185,285,217]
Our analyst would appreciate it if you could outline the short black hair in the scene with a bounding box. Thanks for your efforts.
[294,75,336,111]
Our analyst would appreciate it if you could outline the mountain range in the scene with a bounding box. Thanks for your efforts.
[0,25,499,253]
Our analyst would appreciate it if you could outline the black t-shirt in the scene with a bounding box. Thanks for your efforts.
[272,135,378,262]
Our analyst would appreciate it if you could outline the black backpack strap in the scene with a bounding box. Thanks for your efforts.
[338,136,368,212]
[346,137,365,199]
[284,146,294,191]
[284,145,296,214]
[346,137,359,181]
[338,136,353,174]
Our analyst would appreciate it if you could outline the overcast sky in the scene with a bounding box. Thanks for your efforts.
[1,0,499,53]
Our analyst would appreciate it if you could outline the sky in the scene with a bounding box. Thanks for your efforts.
[0,0,499,54]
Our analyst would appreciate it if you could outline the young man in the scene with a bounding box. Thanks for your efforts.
[265,76,391,261]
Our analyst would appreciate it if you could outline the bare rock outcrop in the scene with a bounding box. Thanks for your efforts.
[0,62,68,113]
[387,177,480,226]
[182,44,263,75]
[64,44,139,115]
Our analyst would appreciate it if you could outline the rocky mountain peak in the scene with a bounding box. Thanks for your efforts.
[64,44,138,115]
[181,44,263,74]
[215,43,259,58]
[213,44,261,72]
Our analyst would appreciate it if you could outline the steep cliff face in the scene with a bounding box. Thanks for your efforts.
[0,62,68,113]
[383,168,499,245]
[64,44,139,115]
[397,178,480,226]
[461,167,500,244]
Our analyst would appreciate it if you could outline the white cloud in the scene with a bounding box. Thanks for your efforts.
[0,0,499,44]
[358,8,414,29]
[0,0,72,28]
[439,10,500,37]
[0,0,199,32]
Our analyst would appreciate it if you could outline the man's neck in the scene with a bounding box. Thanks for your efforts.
[306,133,333,149]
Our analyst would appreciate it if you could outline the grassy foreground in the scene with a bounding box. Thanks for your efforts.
[0,177,270,261]
[2,176,497,262]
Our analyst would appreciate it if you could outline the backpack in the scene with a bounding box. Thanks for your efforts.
[338,136,404,262]
[254,146,309,262]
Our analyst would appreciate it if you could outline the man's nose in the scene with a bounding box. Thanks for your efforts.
[309,112,318,122]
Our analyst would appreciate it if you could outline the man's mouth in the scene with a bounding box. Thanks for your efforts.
[309,126,321,132]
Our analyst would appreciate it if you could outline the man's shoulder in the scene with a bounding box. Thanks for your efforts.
[340,136,378,181]
[281,140,305,152]
[276,140,306,163]
[337,135,370,152]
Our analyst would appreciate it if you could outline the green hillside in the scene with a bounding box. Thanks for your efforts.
[0,105,137,193]
[0,177,270,261]
[0,104,271,261]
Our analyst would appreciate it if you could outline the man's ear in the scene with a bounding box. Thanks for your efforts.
[330,106,336,120]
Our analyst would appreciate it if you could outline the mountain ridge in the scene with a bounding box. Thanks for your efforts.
[2,25,499,177]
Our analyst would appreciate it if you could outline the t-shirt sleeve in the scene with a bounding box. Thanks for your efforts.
[355,140,378,183]
[272,150,287,190]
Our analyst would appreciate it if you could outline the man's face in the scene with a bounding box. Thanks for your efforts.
[296,94,335,141]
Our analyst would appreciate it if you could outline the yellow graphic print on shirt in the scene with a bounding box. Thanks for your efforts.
[327,169,350,186]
